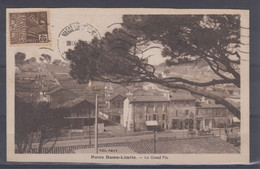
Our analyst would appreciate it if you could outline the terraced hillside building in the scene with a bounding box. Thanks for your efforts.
[169,93,196,130]
[122,95,170,131]
[195,102,237,130]
[122,92,197,131]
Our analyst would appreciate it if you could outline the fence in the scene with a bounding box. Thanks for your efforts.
[16,134,233,154]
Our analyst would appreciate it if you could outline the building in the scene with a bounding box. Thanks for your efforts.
[38,86,78,105]
[143,83,160,91]
[143,83,170,99]
[104,83,117,97]
[122,91,199,131]
[195,102,234,130]
[126,88,148,96]
[122,95,170,131]
[169,93,196,130]
[121,84,238,132]
[103,94,125,122]
[61,98,95,129]
[106,94,125,109]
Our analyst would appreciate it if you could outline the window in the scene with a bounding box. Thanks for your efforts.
[153,114,157,120]
[196,110,199,115]
[153,105,157,112]
[148,103,153,107]
[205,119,210,126]
[145,114,148,121]
[176,110,178,117]
[162,123,165,129]
[162,114,166,120]
[185,110,189,116]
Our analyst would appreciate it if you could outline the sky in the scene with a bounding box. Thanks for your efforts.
[11,9,166,65]
[9,8,248,66]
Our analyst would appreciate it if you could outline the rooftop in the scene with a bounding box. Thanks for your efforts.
[170,93,195,101]
[197,102,226,109]
[58,98,94,109]
[46,85,63,95]
[106,94,125,101]
[127,95,169,102]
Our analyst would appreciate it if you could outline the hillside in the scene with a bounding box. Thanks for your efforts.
[154,59,220,82]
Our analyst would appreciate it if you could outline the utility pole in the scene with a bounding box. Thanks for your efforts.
[89,112,91,145]
[95,94,98,154]
[88,80,102,154]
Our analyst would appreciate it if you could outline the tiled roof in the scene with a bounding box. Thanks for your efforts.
[60,98,94,109]
[198,102,226,108]
[130,88,147,93]
[170,93,195,101]
[114,85,129,90]
[46,86,63,94]
[127,95,169,102]
[106,94,125,101]
[148,89,165,96]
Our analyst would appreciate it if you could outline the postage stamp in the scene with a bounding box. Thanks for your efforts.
[9,11,49,44]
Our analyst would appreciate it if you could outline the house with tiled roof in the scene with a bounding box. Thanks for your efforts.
[61,98,95,129]
[106,94,125,108]
[103,94,125,122]
[143,83,170,98]
[122,95,170,131]
[195,102,235,130]
[126,88,148,96]
[37,86,78,105]
[168,92,196,130]
[122,89,203,132]
[113,85,129,96]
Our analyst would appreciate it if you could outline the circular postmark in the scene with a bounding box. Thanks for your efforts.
[57,22,101,60]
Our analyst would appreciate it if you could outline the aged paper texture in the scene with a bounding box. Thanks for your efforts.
[6,8,249,164]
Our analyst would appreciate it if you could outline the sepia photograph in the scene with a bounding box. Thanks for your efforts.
[6,8,249,164]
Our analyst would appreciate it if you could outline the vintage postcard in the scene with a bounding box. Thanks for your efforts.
[6,8,249,164]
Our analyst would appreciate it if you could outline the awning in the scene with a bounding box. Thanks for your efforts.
[232,117,240,123]
[145,121,158,126]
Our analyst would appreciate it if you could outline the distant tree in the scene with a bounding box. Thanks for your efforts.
[39,57,44,63]
[163,69,170,75]
[40,54,52,63]
[15,52,26,65]
[66,15,246,119]
[53,59,62,65]
[25,57,37,64]
[15,96,67,153]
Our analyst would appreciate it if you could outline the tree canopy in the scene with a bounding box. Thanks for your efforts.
[40,54,52,63]
[66,15,242,119]
[15,52,26,65]
[15,96,67,153]
[53,59,62,65]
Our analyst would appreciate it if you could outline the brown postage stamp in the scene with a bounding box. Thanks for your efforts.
[9,11,49,44]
